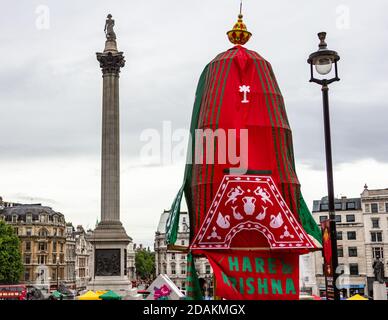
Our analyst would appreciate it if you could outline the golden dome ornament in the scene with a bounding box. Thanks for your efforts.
[227,2,252,45]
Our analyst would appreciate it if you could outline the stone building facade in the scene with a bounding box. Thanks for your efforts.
[127,241,136,282]
[360,186,388,297]
[0,203,67,290]
[65,223,76,289]
[0,198,95,292]
[154,210,213,295]
[74,225,93,290]
[311,196,367,298]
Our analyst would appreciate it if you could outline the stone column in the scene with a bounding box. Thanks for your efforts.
[97,42,124,224]
[87,16,139,298]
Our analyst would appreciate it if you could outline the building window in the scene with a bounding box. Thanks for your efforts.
[171,264,176,275]
[206,265,211,274]
[181,281,186,291]
[181,264,186,275]
[25,241,31,252]
[335,203,342,210]
[171,253,175,260]
[386,203,388,213]
[181,254,186,260]
[38,228,48,237]
[337,247,343,257]
[53,253,57,264]
[26,228,32,236]
[38,255,46,264]
[335,215,342,223]
[371,203,378,213]
[24,254,31,264]
[24,270,30,281]
[26,214,32,224]
[38,242,47,251]
[337,231,343,240]
[346,215,355,223]
[319,216,328,223]
[349,264,359,276]
[371,218,380,229]
[181,240,185,246]
[346,202,356,210]
[320,204,329,211]
[371,232,383,242]
[348,247,358,257]
[182,217,186,223]
[12,215,17,223]
[347,231,356,240]
[372,247,384,260]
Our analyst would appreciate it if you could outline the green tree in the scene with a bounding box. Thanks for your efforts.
[135,248,155,280]
[0,220,24,284]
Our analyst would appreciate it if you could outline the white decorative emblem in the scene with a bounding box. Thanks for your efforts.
[225,186,244,205]
[216,212,230,229]
[280,226,295,239]
[207,227,221,240]
[254,186,273,205]
[242,196,256,215]
[239,85,250,103]
[270,212,284,229]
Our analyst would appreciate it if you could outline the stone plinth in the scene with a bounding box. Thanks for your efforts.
[373,281,387,300]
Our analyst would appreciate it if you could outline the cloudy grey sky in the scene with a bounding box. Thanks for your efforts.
[1,0,387,248]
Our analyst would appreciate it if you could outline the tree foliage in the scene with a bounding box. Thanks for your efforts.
[0,220,24,284]
[135,248,155,280]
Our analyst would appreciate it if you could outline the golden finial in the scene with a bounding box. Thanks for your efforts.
[227,1,252,45]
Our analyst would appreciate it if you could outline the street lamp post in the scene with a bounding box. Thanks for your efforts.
[308,32,341,300]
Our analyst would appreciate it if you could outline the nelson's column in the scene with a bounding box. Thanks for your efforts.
[87,14,133,295]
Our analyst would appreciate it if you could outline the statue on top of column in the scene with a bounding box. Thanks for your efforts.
[104,14,116,40]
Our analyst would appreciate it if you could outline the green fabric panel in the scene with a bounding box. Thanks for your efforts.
[299,194,322,244]
[165,65,209,245]
[185,252,203,300]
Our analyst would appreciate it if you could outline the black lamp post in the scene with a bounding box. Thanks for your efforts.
[308,32,340,300]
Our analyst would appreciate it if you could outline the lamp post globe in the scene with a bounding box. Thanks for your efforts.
[308,32,340,84]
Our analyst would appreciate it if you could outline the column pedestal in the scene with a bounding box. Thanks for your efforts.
[87,223,134,296]
[373,281,387,300]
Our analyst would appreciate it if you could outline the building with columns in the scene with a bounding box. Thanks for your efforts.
[155,210,213,295]
[361,185,388,297]
[65,223,76,289]
[71,225,93,291]
[311,195,367,298]
[0,203,67,290]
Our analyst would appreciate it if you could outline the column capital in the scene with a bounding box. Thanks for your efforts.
[96,51,125,75]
